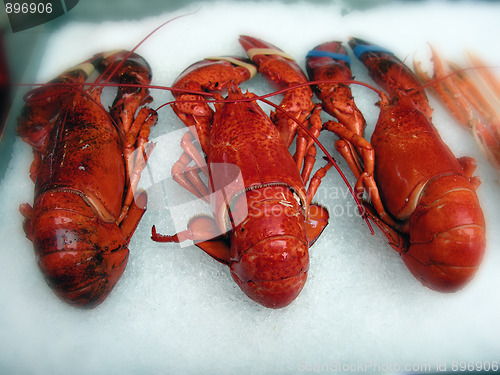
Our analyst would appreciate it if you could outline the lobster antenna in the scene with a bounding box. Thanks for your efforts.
[399,54,410,93]
[405,65,500,96]
[96,12,198,88]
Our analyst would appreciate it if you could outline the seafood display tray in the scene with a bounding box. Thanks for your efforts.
[1,1,499,374]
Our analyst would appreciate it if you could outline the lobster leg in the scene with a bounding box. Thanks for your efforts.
[300,144,317,184]
[120,109,158,223]
[323,121,374,179]
[95,52,159,225]
[179,131,208,173]
[152,217,231,265]
[305,203,329,246]
[239,35,315,148]
[120,190,148,242]
[305,163,332,206]
[466,51,500,98]
[293,105,322,174]
[297,110,330,243]
[335,139,363,180]
[19,203,34,242]
[169,130,211,201]
[171,152,210,200]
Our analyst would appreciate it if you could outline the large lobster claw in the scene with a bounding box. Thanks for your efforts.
[306,41,366,137]
[239,35,314,148]
[348,37,432,118]
[171,57,256,155]
[173,57,256,95]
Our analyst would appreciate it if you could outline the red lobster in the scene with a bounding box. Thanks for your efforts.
[151,36,335,308]
[17,51,158,308]
[306,38,486,292]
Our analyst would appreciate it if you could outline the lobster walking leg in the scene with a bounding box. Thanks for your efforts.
[18,51,157,308]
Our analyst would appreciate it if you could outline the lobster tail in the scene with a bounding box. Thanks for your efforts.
[31,192,129,308]
[228,187,309,309]
[230,237,309,309]
[403,175,486,292]
[38,242,128,309]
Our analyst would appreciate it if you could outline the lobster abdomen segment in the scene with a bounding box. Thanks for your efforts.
[31,191,129,308]
[229,186,309,308]
[404,175,486,291]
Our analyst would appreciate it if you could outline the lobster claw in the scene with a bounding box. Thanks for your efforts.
[306,41,351,70]
[348,37,432,118]
[239,35,314,148]
[305,41,366,136]
[170,56,257,155]
[173,57,257,95]
[239,35,308,88]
